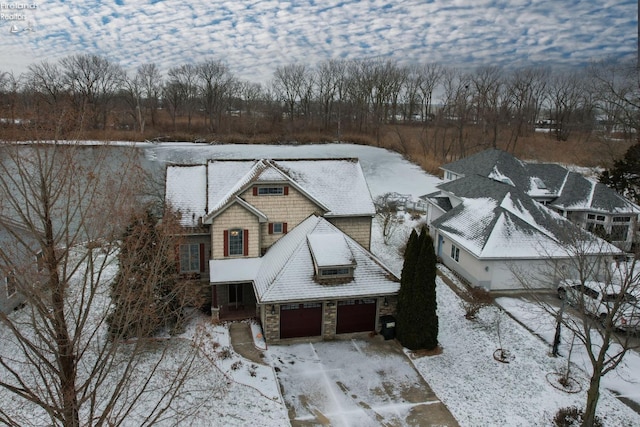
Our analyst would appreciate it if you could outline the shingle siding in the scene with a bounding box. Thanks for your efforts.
[327,216,373,250]
[211,204,260,259]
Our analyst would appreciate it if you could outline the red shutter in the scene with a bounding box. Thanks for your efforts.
[283,222,288,234]
[199,243,206,272]
[223,230,229,257]
[284,186,289,195]
[243,229,249,256]
[268,223,273,234]
[253,187,258,196]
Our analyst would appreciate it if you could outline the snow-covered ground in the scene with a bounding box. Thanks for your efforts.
[372,213,640,426]
[2,142,639,426]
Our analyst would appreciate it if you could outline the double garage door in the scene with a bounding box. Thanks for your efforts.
[279,299,377,339]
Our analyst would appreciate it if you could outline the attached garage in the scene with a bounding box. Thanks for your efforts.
[336,299,377,334]
[280,302,322,339]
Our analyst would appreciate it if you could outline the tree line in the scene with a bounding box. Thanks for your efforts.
[0,54,638,154]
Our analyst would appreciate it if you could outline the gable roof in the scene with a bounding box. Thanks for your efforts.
[165,158,376,227]
[432,175,621,259]
[440,149,639,214]
[209,215,399,303]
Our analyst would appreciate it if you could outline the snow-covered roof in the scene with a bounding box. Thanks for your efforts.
[209,258,262,284]
[307,232,355,267]
[165,165,207,227]
[165,158,376,227]
[440,149,639,214]
[432,176,621,259]
[256,216,399,303]
[551,172,640,213]
[273,159,375,217]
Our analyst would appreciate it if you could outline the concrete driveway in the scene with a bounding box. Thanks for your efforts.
[268,336,458,427]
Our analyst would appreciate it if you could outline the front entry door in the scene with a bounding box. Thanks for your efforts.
[229,284,243,309]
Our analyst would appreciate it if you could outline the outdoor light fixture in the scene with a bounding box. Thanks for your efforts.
[270,305,275,315]
[384,297,389,307]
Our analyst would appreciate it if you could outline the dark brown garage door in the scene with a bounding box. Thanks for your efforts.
[336,299,377,334]
[280,303,322,339]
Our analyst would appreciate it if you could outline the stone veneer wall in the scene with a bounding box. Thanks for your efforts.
[263,304,280,342]
[377,295,397,319]
[322,302,337,340]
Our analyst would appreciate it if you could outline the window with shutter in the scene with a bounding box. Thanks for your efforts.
[228,229,244,256]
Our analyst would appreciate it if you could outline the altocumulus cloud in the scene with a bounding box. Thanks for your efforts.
[0,0,635,82]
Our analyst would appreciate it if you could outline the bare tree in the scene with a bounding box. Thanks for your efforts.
[545,70,590,142]
[237,80,267,135]
[514,232,639,427]
[438,68,474,159]
[418,63,444,123]
[137,63,163,128]
[196,59,236,133]
[167,64,199,131]
[0,143,200,426]
[504,67,549,152]
[121,71,147,133]
[272,64,312,124]
[316,59,346,131]
[589,58,640,141]
[60,54,125,130]
[0,71,24,131]
[374,193,403,244]
[470,66,504,148]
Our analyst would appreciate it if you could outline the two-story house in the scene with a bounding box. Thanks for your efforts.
[165,158,399,342]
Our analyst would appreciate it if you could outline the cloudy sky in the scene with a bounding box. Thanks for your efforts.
[1,0,636,83]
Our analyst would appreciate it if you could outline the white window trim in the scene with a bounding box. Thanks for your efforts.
[450,245,460,262]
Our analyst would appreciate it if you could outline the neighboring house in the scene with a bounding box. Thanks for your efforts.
[165,158,399,342]
[424,165,623,291]
[0,219,41,314]
[437,149,640,251]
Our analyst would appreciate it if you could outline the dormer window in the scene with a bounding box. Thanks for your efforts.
[307,232,356,282]
[253,185,289,196]
[533,177,547,190]
[319,267,352,277]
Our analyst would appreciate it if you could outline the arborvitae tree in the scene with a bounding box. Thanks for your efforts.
[396,227,439,350]
[600,143,640,205]
[396,229,419,346]
[108,208,183,339]
[416,227,439,350]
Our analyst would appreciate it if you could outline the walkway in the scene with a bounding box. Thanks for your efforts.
[228,322,267,365]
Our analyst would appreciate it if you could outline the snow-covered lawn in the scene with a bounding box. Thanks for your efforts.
[372,212,640,426]
[497,296,640,411]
